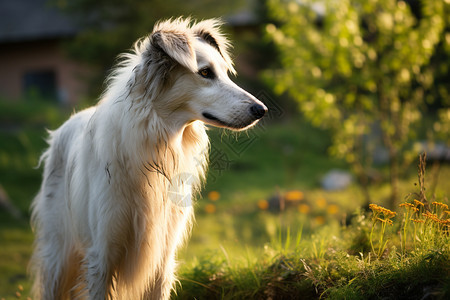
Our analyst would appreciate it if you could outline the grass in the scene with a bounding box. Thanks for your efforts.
[0,99,449,299]
[0,214,34,298]
[0,99,67,298]
[175,192,449,299]
[174,224,449,299]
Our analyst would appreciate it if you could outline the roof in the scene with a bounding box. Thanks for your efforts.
[226,10,259,27]
[0,0,79,43]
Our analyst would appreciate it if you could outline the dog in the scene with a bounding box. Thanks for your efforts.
[30,18,267,299]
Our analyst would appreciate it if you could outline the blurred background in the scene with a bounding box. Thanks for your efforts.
[0,0,449,297]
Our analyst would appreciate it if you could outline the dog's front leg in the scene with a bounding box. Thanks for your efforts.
[85,247,115,300]
[144,253,177,300]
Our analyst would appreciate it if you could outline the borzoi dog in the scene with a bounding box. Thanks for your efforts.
[30,18,267,299]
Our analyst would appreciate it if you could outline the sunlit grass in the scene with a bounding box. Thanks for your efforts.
[175,197,449,299]
[0,102,449,298]
[0,214,34,299]
[173,153,449,299]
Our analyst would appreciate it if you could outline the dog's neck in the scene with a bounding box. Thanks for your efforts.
[94,82,210,203]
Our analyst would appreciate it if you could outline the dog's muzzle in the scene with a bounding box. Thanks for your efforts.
[201,101,268,130]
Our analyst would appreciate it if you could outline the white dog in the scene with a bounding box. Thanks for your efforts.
[30,18,267,299]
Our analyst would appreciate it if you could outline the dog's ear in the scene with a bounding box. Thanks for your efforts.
[150,29,197,72]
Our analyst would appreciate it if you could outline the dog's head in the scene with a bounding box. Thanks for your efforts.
[134,18,267,131]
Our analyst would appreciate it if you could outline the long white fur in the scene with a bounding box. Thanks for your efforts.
[30,18,266,299]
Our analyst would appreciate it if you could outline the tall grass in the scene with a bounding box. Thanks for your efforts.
[0,101,448,299]
[174,154,449,299]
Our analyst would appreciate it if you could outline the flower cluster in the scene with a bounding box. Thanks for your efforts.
[423,211,450,226]
[399,202,419,212]
[255,191,342,229]
[376,217,393,225]
[369,204,396,258]
[414,199,424,207]
[432,201,449,211]
[369,204,396,220]
[411,219,425,224]
[399,200,450,227]
[204,190,221,214]
[422,212,441,223]
[369,198,449,259]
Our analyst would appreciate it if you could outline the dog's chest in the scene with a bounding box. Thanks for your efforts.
[167,172,196,207]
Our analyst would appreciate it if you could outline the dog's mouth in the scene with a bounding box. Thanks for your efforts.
[202,112,257,131]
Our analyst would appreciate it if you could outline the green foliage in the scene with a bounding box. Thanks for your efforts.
[265,0,450,206]
[52,0,246,95]
[0,99,70,215]
[0,98,68,129]
[0,100,71,298]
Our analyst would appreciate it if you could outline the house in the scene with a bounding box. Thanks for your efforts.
[0,0,261,106]
[0,0,90,105]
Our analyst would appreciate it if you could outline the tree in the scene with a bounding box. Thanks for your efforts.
[52,0,244,96]
[265,0,450,207]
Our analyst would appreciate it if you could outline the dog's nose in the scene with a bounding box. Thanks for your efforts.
[249,104,267,120]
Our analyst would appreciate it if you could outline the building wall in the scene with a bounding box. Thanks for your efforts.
[0,39,90,105]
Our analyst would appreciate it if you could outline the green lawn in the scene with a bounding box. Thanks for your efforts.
[0,101,448,299]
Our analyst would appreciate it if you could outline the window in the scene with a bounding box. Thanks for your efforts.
[23,70,57,100]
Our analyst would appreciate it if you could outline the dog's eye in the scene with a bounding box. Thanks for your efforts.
[198,68,215,79]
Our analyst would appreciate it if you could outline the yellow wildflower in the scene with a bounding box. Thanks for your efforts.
[413,199,424,207]
[411,219,425,224]
[316,197,327,208]
[257,199,269,210]
[314,216,326,225]
[327,204,339,215]
[432,202,449,211]
[382,207,396,218]
[399,202,415,208]
[423,212,440,223]
[369,204,382,212]
[285,190,304,202]
[205,203,216,214]
[370,203,396,219]
[208,191,220,201]
[375,217,393,226]
[298,203,310,214]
